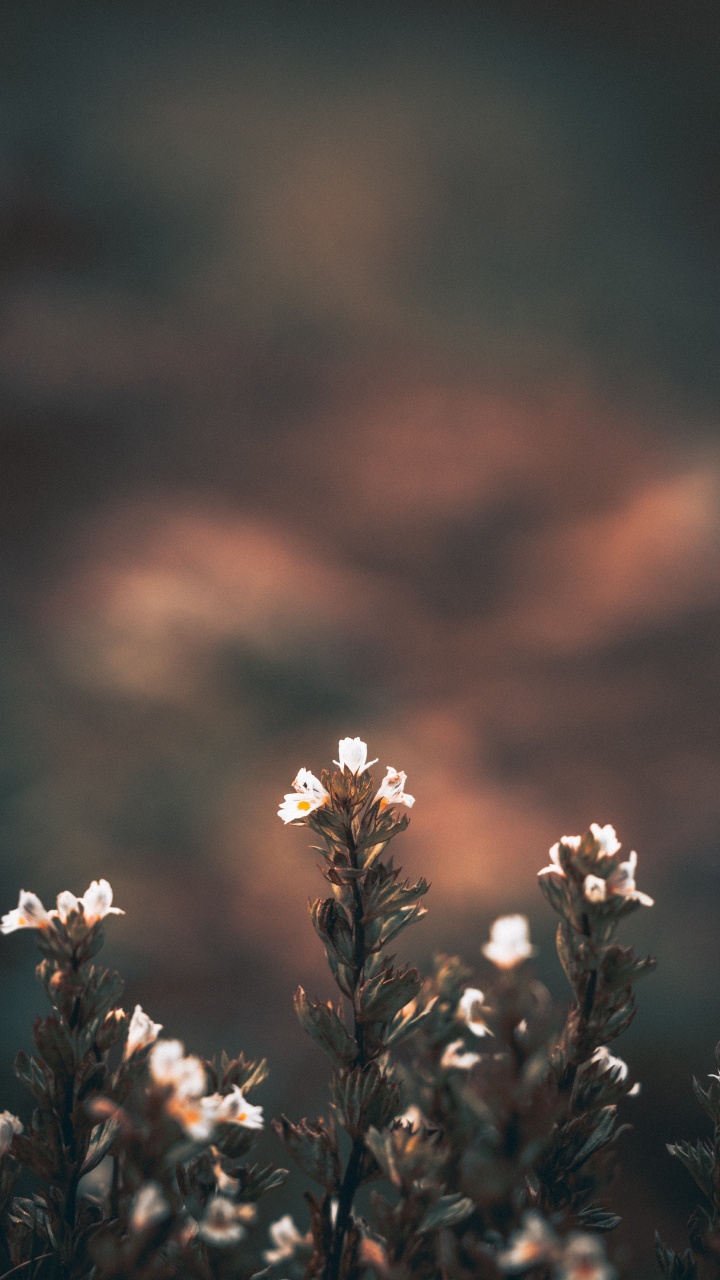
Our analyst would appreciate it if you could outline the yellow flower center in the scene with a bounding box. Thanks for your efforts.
[297,800,311,811]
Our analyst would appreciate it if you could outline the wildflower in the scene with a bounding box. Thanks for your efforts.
[149,1039,206,1098]
[198,1196,247,1247]
[210,1084,264,1130]
[55,890,81,922]
[1,891,52,934]
[583,875,607,903]
[440,1039,481,1070]
[396,1104,426,1130]
[80,879,125,925]
[458,987,490,1037]
[498,1211,558,1272]
[264,1213,310,1265]
[557,1233,616,1280]
[78,1155,114,1207]
[482,915,536,968]
[589,823,621,858]
[538,835,581,878]
[129,1182,170,1232]
[375,767,415,810]
[591,1046,628,1083]
[0,1111,23,1156]
[334,736,378,774]
[278,768,329,824]
[606,852,654,906]
[124,1004,163,1058]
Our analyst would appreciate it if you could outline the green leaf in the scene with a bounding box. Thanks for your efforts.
[294,988,356,1066]
[417,1194,474,1233]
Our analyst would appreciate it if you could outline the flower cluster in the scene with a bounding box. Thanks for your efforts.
[149,1038,264,1140]
[278,735,414,824]
[1,878,124,934]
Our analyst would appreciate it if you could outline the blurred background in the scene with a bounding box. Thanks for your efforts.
[1,1,719,1272]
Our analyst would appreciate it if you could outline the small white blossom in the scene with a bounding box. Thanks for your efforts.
[78,1155,114,1207]
[537,835,581,878]
[125,1005,163,1058]
[211,1084,264,1130]
[375,767,415,810]
[458,987,490,1037]
[498,1211,558,1272]
[557,1233,616,1280]
[278,769,329,824]
[482,915,536,968]
[198,1196,247,1247]
[589,823,621,858]
[591,1046,629,1083]
[0,1111,23,1156]
[606,852,654,906]
[150,1040,207,1099]
[628,1082,642,1097]
[264,1213,310,1265]
[396,1104,426,1130]
[55,890,81,922]
[334,737,378,774]
[1,891,52,935]
[130,1182,170,1232]
[440,1039,481,1070]
[80,879,125,925]
[583,875,607,903]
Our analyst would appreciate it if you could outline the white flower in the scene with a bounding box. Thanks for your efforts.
[583,875,607,903]
[537,835,581,878]
[498,1211,558,1272]
[130,1182,170,1232]
[591,1046,628,1083]
[589,823,621,858]
[334,737,378,774]
[1,891,52,935]
[440,1039,481,1070]
[0,1110,23,1156]
[198,1196,247,1247]
[606,852,654,906]
[264,1213,310,1265]
[80,879,125,925]
[211,1085,264,1130]
[482,915,536,968]
[78,1155,114,1207]
[150,1040,206,1098]
[125,1005,163,1058]
[458,988,490,1037]
[55,890,81,922]
[278,769,329,824]
[557,1233,616,1280]
[374,767,415,810]
[395,1104,426,1130]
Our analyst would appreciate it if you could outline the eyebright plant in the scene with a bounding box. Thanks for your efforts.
[0,731,695,1280]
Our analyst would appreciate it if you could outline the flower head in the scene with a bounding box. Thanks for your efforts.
[458,987,490,1037]
[150,1039,206,1097]
[583,875,607,903]
[0,1111,23,1156]
[375,767,415,810]
[607,852,654,906]
[55,890,81,922]
[125,1004,163,1058]
[1,891,52,935]
[538,835,581,878]
[498,1211,558,1272]
[440,1039,481,1071]
[198,1196,247,1247]
[482,915,536,968]
[278,769,329,824]
[211,1084,264,1130]
[129,1182,170,1233]
[589,823,621,859]
[334,737,378,774]
[80,879,125,925]
[264,1213,310,1265]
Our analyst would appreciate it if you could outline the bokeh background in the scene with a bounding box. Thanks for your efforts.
[1,1,720,1272]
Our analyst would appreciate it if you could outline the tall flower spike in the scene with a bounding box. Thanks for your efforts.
[334,736,378,774]
[375,766,415,809]
[1,890,52,934]
[278,768,329,824]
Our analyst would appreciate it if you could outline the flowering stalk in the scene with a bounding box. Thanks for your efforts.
[276,738,428,1280]
[535,825,655,1229]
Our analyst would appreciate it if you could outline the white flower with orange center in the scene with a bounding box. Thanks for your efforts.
[278,768,329,824]
[458,987,490,1037]
[606,852,653,906]
[149,1039,214,1138]
[375,767,415,810]
[334,737,378,774]
[440,1039,481,1071]
[498,1212,558,1272]
[208,1084,264,1130]
[80,879,125,925]
[198,1196,248,1246]
[1,891,53,935]
[482,915,536,968]
[125,1005,163,1058]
